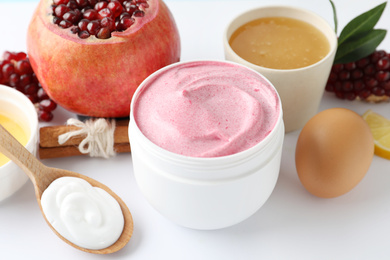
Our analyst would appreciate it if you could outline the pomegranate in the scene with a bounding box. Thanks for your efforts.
[27,0,181,117]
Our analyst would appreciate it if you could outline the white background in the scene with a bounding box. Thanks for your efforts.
[1,0,390,259]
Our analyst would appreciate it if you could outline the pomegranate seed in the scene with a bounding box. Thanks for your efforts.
[87,20,101,35]
[63,10,78,23]
[376,71,390,82]
[8,74,20,88]
[20,74,32,87]
[27,94,39,104]
[83,9,98,20]
[67,0,78,9]
[38,110,54,122]
[59,19,73,28]
[356,57,370,68]
[133,10,144,17]
[78,18,89,31]
[381,81,390,90]
[107,1,123,18]
[328,72,338,83]
[2,63,15,79]
[364,64,375,75]
[344,92,356,100]
[370,50,386,63]
[372,87,385,96]
[53,16,62,24]
[2,51,16,61]
[359,89,371,99]
[54,0,69,5]
[15,60,33,75]
[325,83,334,92]
[117,16,134,30]
[365,78,378,88]
[124,4,137,14]
[351,69,363,80]
[98,8,112,19]
[39,99,58,112]
[119,11,131,20]
[353,80,365,91]
[15,52,27,61]
[70,26,80,34]
[94,1,108,11]
[88,0,98,6]
[55,4,71,18]
[76,0,88,7]
[332,64,344,73]
[344,62,356,71]
[37,88,50,101]
[81,6,92,13]
[342,81,353,92]
[24,83,39,95]
[376,57,390,70]
[97,27,111,39]
[78,30,90,38]
[338,70,350,81]
[101,17,115,31]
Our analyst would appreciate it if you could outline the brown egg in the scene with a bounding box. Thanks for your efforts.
[295,108,374,198]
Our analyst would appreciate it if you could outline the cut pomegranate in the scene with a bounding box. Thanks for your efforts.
[51,0,151,39]
[326,50,390,102]
[0,51,57,122]
[27,0,180,118]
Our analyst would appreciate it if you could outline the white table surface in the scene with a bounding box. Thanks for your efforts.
[1,0,390,259]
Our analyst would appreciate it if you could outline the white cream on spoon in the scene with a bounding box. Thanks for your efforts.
[41,176,124,250]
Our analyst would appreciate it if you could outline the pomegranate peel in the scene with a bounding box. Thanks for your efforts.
[27,0,181,117]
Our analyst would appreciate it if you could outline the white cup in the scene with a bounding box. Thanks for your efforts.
[129,60,284,230]
[0,85,38,202]
[223,5,337,132]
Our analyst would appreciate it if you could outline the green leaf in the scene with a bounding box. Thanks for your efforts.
[334,29,387,64]
[338,2,387,46]
[329,0,338,34]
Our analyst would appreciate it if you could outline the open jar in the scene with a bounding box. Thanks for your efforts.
[129,60,284,230]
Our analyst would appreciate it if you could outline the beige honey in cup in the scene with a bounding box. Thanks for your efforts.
[229,17,330,69]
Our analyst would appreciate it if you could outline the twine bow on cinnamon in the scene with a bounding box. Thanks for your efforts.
[58,118,117,159]
[39,118,130,159]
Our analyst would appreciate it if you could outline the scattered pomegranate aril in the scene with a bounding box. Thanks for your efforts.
[51,0,149,39]
[38,110,54,122]
[0,51,57,122]
[326,50,390,102]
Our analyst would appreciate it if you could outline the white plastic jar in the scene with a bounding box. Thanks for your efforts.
[129,60,284,230]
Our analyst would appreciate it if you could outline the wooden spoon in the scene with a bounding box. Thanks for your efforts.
[0,124,133,254]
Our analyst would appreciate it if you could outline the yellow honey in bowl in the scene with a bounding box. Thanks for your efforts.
[0,114,29,166]
[229,17,330,70]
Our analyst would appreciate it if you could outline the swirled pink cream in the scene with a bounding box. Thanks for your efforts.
[133,61,280,157]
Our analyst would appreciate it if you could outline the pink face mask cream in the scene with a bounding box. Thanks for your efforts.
[129,60,284,230]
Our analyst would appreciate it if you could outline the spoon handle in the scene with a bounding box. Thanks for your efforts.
[0,124,47,193]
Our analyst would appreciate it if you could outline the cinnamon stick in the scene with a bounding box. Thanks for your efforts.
[39,119,131,159]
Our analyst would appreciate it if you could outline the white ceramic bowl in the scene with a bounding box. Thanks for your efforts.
[129,60,284,230]
[223,5,337,132]
[0,85,38,202]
